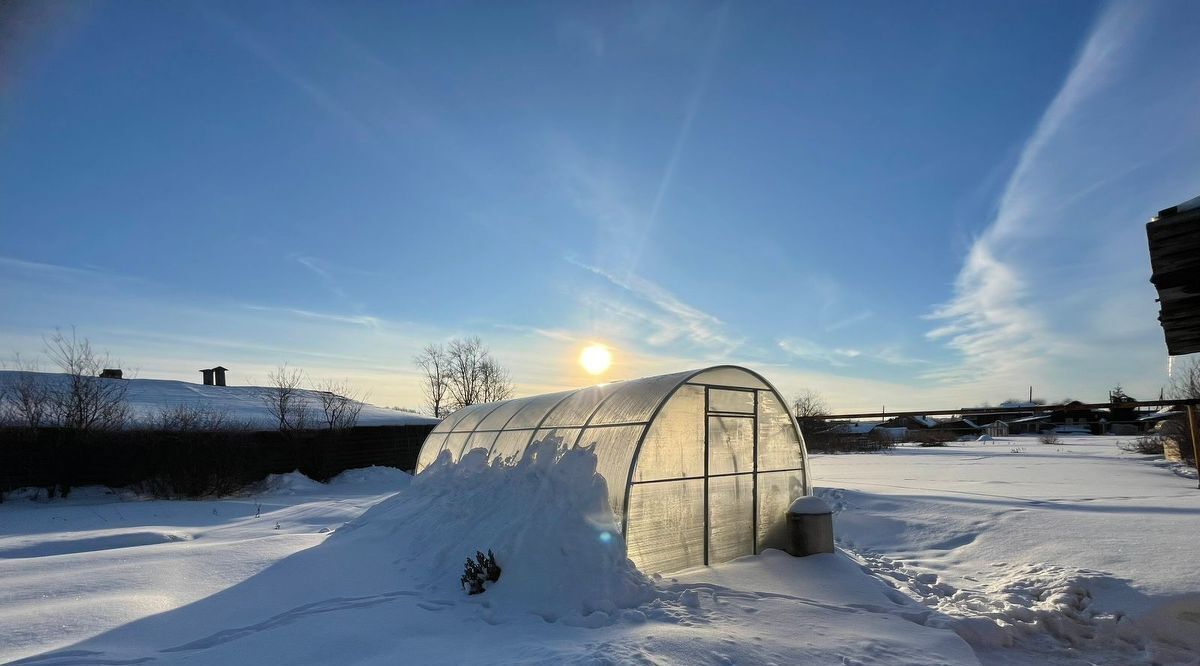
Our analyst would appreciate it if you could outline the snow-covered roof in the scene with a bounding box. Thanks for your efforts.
[998,400,1039,409]
[829,422,880,434]
[0,371,438,428]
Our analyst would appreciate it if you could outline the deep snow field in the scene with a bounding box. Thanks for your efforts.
[0,435,1196,665]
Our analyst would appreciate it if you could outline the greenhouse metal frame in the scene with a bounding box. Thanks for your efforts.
[415,365,810,573]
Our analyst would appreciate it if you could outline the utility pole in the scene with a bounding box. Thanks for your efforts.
[1188,405,1200,490]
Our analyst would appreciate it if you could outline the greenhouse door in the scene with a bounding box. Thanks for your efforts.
[705,387,757,564]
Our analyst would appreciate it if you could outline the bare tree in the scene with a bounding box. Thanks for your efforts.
[792,389,829,418]
[414,343,450,418]
[1165,357,1200,456]
[792,388,829,435]
[1170,356,1200,400]
[3,354,53,428]
[446,336,486,410]
[479,357,514,404]
[316,378,366,431]
[443,336,514,410]
[43,328,129,432]
[418,337,514,414]
[260,364,310,431]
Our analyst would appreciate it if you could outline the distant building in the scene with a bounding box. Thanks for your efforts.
[99,368,123,379]
[200,366,229,386]
[879,415,937,431]
[932,418,981,436]
[983,420,1009,437]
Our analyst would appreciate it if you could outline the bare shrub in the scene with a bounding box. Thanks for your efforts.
[44,328,129,432]
[3,355,52,429]
[155,404,246,432]
[868,428,897,450]
[1118,435,1165,455]
[1038,432,1061,446]
[316,378,366,431]
[260,364,310,432]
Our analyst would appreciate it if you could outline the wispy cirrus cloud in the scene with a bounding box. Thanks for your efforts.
[778,338,929,368]
[242,304,380,329]
[569,257,741,355]
[925,1,1200,397]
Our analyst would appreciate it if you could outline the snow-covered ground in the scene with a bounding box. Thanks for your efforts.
[0,436,1196,665]
[0,371,437,428]
[816,435,1200,665]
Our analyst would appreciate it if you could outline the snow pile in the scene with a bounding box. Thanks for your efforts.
[327,465,413,489]
[258,471,327,495]
[976,434,993,442]
[331,440,656,624]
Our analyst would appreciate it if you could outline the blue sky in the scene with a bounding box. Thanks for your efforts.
[2,0,1198,412]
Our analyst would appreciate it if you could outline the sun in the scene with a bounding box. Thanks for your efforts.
[579,344,612,375]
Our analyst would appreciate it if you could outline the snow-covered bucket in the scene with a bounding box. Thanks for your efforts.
[786,496,834,556]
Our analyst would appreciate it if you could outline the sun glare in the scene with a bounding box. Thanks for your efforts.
[579,344,612,375]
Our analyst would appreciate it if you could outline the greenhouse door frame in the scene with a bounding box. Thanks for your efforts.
[703,383,758,565]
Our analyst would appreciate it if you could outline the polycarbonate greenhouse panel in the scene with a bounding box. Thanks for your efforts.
[540,384,618,428]
[756,470,805,552]
[626,479,705,574]
[443,432,471,461]
[476,399,526,431]
[451,402,504,433]
[533,427,581,450]
[488,429,534,464]
[708,474,754,564]
[708,415,755,475]
[412,365,811,574]
[415,433,448,469]
[689,367,769,389]
[576,424,646,517]
[756,392,805,471]
[589,371,691,425]
[504,391,574,429]
[430,406,472,434]
[632,384,704,482]
[708,388,755,414]
[464,430,498,456]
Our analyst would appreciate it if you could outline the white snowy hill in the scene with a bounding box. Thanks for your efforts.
[0,371,438,429]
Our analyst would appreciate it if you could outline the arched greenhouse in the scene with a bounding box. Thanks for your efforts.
[414,365,810,574]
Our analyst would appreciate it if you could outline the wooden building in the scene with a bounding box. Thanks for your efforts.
[1147,195,1200,355]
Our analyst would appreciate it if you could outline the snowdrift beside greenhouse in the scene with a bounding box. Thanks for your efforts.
[332,440,657,623]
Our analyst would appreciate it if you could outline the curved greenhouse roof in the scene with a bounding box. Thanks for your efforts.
[415,365,810,574]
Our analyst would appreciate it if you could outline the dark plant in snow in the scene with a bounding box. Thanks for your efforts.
[1118,435,1166,455]
[1038,432,1061,446]
[460,549,501,595]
